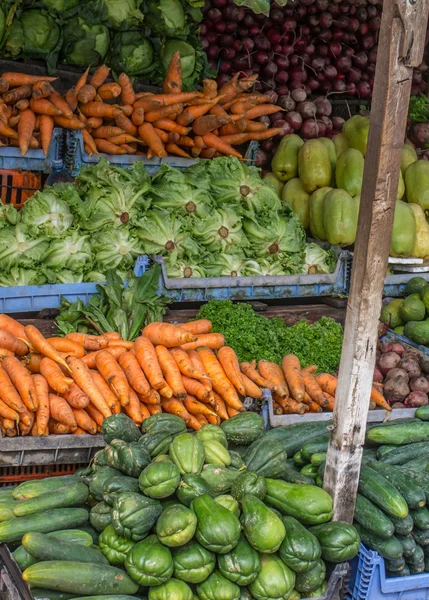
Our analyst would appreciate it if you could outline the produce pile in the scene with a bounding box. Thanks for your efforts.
[0,0,208,86]
[1,412,362,600]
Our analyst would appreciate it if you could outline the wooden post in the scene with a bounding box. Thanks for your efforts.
[324,0,429,522]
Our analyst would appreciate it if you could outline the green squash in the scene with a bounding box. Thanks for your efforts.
[229,451,246,471]
[215,495,240,518]
[173,540,216,584]
[218,536,261,586]
[112,492,162,541]
[244,438,287,478]
[203,440,232,467]
[294,560,326,594]
[105,440,151,478]
[90,502,112,533]
[170,434,205,476]
[99,524,134,565]
[196,424,228,448]
[249,554,295,600]
[241,495,286,553]
[231,471,267,502]
[86,466,122,502]
[125,534,173,586]
[102,414,142,444]
[288,591,301,600]
[279,516,321,573]
[192,494,241,554]
[239,589,254,600]
[156,504,197,547]
[143,413,187,436]
[103,476,140,506]
[201,465,240,496]
[177,474,212,507]
[93,449,108,467]
[221,413,264,446]
[310,521,361,563]
[139,432,175,458]
[139,461,181,499]
[148,577,193,600]
[153,454,173,463]
[265,479,333,525]
[298,140,331,193]
[196,570,240,600]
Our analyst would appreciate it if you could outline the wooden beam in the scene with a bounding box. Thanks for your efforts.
[323,0,429,522]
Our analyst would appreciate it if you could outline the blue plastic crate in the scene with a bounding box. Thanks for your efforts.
[0,128,64,173]
[348,544,429,600]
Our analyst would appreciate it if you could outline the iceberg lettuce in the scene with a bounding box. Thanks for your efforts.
[150,165,213,217]
[0,225,48,270]
[243,210,305,257]
[21,184,75,238]
[0,267,46,287]
[304,243,336,274]
[92,228,144,272]
[42,231,93,273]
[194,207,249,253]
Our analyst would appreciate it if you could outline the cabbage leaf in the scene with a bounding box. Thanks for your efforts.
[166,260,206,279]
[145,0,189,38]
[243,209,305,259]
[0,225,49,270]
[304,243,336,274]
[92,228,144,272]
[0,203,19,229]
[194,207,249,253]
[108,32,155,77]
[0,267,46,287]
[42,231,93,273]
[21,184,75,238]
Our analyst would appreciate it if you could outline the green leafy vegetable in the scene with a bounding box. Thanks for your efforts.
[0,225,48,271]
[0,267,46,287]
[42,231,93,273]
[243,210,305,262]
[144,0,189,38]
[409,95,429,123]
[194,207,250,254]
[304,243,336,275]
[21,184,76,238]
[92,228,144,272]
[150,165,213,217]
[108,32,156,77]
[91,0,144,29]
[165,260,206,278]
[0,203,19,229]
[61,16,110,66]
[158,37,210,90]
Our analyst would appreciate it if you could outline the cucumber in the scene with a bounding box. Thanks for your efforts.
[380,442,429,465]
[13,476,79,501]
[407,456,429,470]
[416,405,429,420]
[0,508,88,543]
[0,487,15,498]
[293,452,307,466]
[354,524,403,560]
[410,507,429,530]
[408,544,424,564]
[376,445,397,460]
[310,453,326,467]
[368,461,426,509]
[402,471,429,504]
[22,533,109,565]
[73,597,138,600]
[388,565,410,577]
[32,590,77,600]
[361,448,378,464]
[358,465,408,519]
[316,477,323,487]
[367,422,429,446]
[282,465,315,486]
[396,535,416,558]
[22,561,139,595]
[390,514,414,536]
[354,495,394,540]
[385,557,406,572]
[408,561,425,574]
[263,423,331,456]
[412,528,429,547]
[301,435,330,461]
[0,497,16,522]
[13,483,89,518]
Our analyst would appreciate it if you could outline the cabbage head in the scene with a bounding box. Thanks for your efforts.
[21,184,75,238]
[304,243,336,275]
[92,228,144,272]
[150,165,213,217]
[92,0,143,29]
[5,10,61,68]
[160,38,208,90]
[145,0,188,38]
[0,225,48,270]
[243,210,305,257]
[0,267,47,288]
[39,0,82,10]
[0,204,19,229]
[61,16,109,66]
[193,207,249,254]
[42,231,93,273]
[108,32,155,77]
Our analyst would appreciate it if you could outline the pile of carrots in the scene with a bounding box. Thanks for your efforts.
[0,55,283,159]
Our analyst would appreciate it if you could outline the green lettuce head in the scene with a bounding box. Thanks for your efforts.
[92,228,143,272]
[0,225,48,271]
[166,260,206,279]
[21,184,75,238]
[244,257,287,277]
[0,267,47,288]
[203,254,255,277]
[61,16,109,66]
[5,9,61,68]
[0,204,19,229]
[160,38,209,90]
[108,32,155,77]
[92,0,143,29]
[39,0,82,10]
[304,243,336,275]
[243,209,305,258]
[145,0,188,38]
[42,231,93,273]
[194,207,249,254]
[41,268,85,284]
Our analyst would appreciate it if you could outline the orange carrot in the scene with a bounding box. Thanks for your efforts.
[49,419,73,435]
[98,82,121,101]
[218,133,249,146]
[2,73,56,86]
[177,103,215,126]
[25,325,70,372]
[29,98,62,116]
[17,108,36,156]
[184,395,216,417]
[62,383,90,410]
[131,108,145,126]
[66,332,109,351]
[118,352,151,397]
[76,84,96,105]
[81,347,126,369]
[120,143,136,154]
[95,350,130,407]
[180,320,212,335]
[282,354,305,402]
[82,129,98,156]
[20,409,35,436]
[200,148,216,159]
[0,347,14,359]
[181,333,225,352]
[89,370,120,414]
[259,360,289,398]
[241,373,263,400]
[210,392,227,420]
[218,347,246,396]
[138,388,161,406]
[246,128,283,141]
[244,105,283,119]
[140,402,151,421]
[2,356,37,411]
[197,347,244,411]
[202,133,243,158]
[143,323,196,347]
[80,103,122,118]
[144,104,184,122]
[302,391,323,413]
[187,350,212,392]
[40,358,73,394]
[33,374,49,436]
[92,125,124,138]
[48,91,72,119]
[0,78,9,93]
[66,356,111,418]
[209,104,232,123]
[39,115,54,156]
[0,315,27,340]
[3,85,32,105]
[89,65,111,89]
[150,92,203,105]
[123,388,143,425]
[170,347,209,383]
[70,408,96,434]
[25,354,43,375]
[244,120,269,133]
[155,345,187,399]
[0,122,18,138]
[166,143,191,158]
[134,336,165,391]
[163,51,182,94]
[161,397,191,423]
[47,337,85,358]
[153,119,190,135]
[94,138,126,155]
[53,115,85,129]
[315,373,337,397]
[371,386,391,411]
[115,112,137,136]
[240,362,274,391]
[195,413,209,425]
[193,115,229,136]
[182,376,210,401]
[301,370,329,407]
[85,403,104,428]
[49,393,76,428]
[15,99,29,111]
[133,98,162,112]
[173,135,194,147]
[2,418,17,436]
[118,73,135,105]
[203,79,218,99]
[108,134,139,145]
[219,120,247,136]
[275,395,306,414]
[64,88,78,112]
[303,365,318,374]
[74,66,90,93]
[0,366,26,412]
[227,407,241,418]
[154,128,170,143]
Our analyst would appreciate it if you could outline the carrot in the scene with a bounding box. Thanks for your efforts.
[32,374,49,436]
[29,98,62,116]
[89,65,111,89]
[150,92,202,105]
[85,403,104,428]
[301,370,329,407]
[208,392,226,419]
[0,78,9,94]
[0,329,27,356]
[200,148,216,159]
[123,388,143,425]
[64,88,78,112]
[184,395,216,417]
[177,103,215,126]
[49,393,77,428]
[218,133,249,146]
[24,354,42,374]
[195,413,209,425]
[47,337,85,358]
[82,129,98,156]
[155,346,187,399]
[371,386,391,411]
[95,350,130,407]
[163,51,182,94]
[275,395,306,415]
[82,347,126,369]
[2,418,17,436]
[192,115,229,136]
[140,402,151,421]
[202,133,243,159]
[240,362,274,391]
[66,356,111,418]
[52,115,85,131]
[170,347,209,383]
[91,125,122,139]
[17,109,36,156]
[131,108,145,126]
[118,352,151,397]
[138,388,161,406]
[45,91,72,119]
[62,383,90,409]
[154,128,170,143]
[244,120,269,133]
[0,347,14,359]
[20,409,35,436]
[161,397,191,423]
[258,360,289,398]
[282,354,305,402]
[66,332,109,351]
[227,407,240,418]
[303,365,318,374]
[145,104,184,123]
[88,371,119,414]
[181,320,212,335]
[94,138,126,155]
[166,144,191,158]
[143,323,196,347]
[181,376,210,401]
[25,325,70,372]
[98,82,121,100]
[15,99,29,111]
[120,143,136,154]
[37,114,54,156]
[206,413,221,425]
[40,358,73,394]
[219,120,247,136]
[10,137,39,150]
[153,119,190,136]
[246,128,283,141]
[273,401,283,415]
[117,72,135,106]
[0,397,19,422]
[302,392,323,413]
[115,112,137,136]
[244,105,282,120]
[197,347,244,412]
[74,66,90,92]
[173,135,195,147]
[2,73,56,87]
[0,365,26,413]
[315,373,337,397]
[3,85,32,105]
[324,393,335,411]
[0,122,18,139]
[187,350,212,392]
[70,408,96,434]
[241,373,263,400]
[0,315,27,340]
[80,103,122,118]
[229,98,259,115]
[203,79,218,99]
[108,134,139,145]
[2,357,37,412]
[49,420,73,435]
[133,98,162,112]
[134,336,165,391]
[146,402,162,415]
[218,347,246,396]
[181,334,225,352]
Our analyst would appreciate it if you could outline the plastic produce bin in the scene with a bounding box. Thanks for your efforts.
[0,128,64,173]
[0,545,32,600]
[0,170,41,208]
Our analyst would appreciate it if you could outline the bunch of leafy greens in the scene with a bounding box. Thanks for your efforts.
[409,94,429,123]
[197,300,343,374]
[55,264,170,341]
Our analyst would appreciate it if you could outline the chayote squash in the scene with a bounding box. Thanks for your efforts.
[309,521,361,563]
[333,133,349,158]
[156,504,197,547]
[105,440,151,478]
[196,570,240,600]
[92,449,108,467]
[103,476,140,506]
[397,170,405,200]
[196,424,228,448]
[343,115,369,157]
[101,414,142,444]
[139,431,174,458]
[282,178,310,229]
[263,172,284,196]
[221,413,264,446]
[390,200,417,257]
[177,474,212,507]
[294,559,326,594]
[405,160,429,215]
[322,188,359,247]
[173,540,216,584]
[318,137,337,186]
[218,536,261,586]
[148,577,193,600]
[279,516,322,573]
[271,134,304,182]
[401,144,418,175]
[241,494,286,553]
[335,148,364,197]
[230,451,246,471]
[139,461,181,499]
[231,471,267,502]
[112,492,162,541]
[214,495,240,518]
[298,140,331,193]
[309,187,331,241]
[143,413,187,437]
[99,524,134,565]
[85,466,122,502]
[288,591,302,600]
[200,465,240,496]
[170,433,205,476]
[90,502,112,532]
[125,534,173,586]
[192,494,241,554]
[244,438,287,479]
[265,479,333,525]
[203,440,231,467]
[249,553,296,600]
[409,204,429,260]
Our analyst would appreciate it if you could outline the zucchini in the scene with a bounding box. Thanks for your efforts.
[22,533,109,565]
[301,435,330,461]
[396,535,416,558]
[380,442,429,465]
[23,562,139,595]
[390,514,414,536]
[13,476,79,501]
[358,465,408,519]
[368,461,426,509]
[412,528,429,547]
[0,508,88,543]
[0,497,16,522]
[32,590,76,600]
[410,507,429,530]
[354,495,394,540]
[385,557,406,572]
[282,465,315,486]
[13,483,89,517]
[367,422,429,445]
[354,524,403,559]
